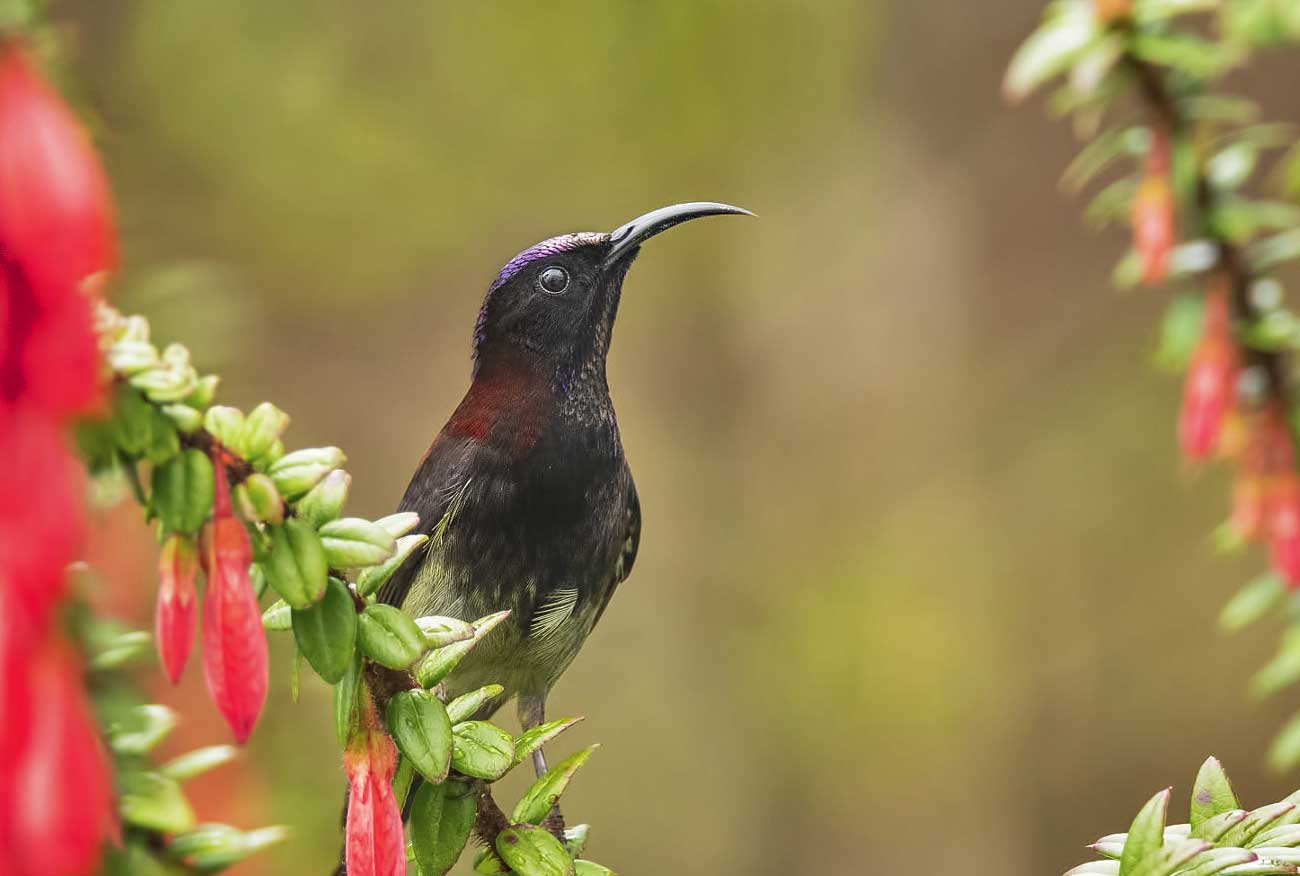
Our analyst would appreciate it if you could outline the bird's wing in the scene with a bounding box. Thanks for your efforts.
[590,477,640,629]
[375,433,474,609]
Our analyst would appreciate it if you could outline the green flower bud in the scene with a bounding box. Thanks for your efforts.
[160,343,191,369]
[130,364,198,403]
[203,405,245,451]
[318,517,397,568]
[297,469,351,527]
[107,340,159,375]
[161,404,203,434]
[241,402,290,461]
[355,533,427,597]
[241,473,284,525]
[121,314,151,342]
[267,447,345,499]
[185,375,220,409]
[375,511,420,538]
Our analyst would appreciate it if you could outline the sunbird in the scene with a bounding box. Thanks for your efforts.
[377,203,751,780]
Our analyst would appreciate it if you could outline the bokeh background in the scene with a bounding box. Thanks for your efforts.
[56,1,1300,873]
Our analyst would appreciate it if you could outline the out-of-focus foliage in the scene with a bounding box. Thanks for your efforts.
[1008,0,1300,775]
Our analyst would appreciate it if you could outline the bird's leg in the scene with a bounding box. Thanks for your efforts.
[517,694,566,840]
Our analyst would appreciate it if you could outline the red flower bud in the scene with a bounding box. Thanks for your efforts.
[7,640,116,876]
[1179,289,1238,461]
[1272,473,1300,587]
[1132,130,1175,285]
[0,411,84,629]
[344,716,405,876]
[0,41,114,304]
[201,454,267,743]
[156,533,198,684]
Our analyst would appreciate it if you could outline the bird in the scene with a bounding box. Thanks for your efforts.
[376,202,751,781]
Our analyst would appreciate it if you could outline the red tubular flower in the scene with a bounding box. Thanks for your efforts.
[1271,472,1300,587]
[156,533,198,684]
[1179,288,1238,461]
[9,641,116,876]
[0,41,115,305]
[345,718,406,876]
[1132,129,1175,285]
[201,454,267,743]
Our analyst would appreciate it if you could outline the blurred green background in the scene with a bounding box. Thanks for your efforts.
[60,1,1300,873]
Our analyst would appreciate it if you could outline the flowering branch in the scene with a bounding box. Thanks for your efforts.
[1007,0,1300,770]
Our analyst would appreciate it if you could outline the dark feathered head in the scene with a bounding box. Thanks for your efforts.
[471,202,751,383]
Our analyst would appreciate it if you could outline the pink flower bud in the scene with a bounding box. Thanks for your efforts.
[1178,290,1237,461]
[156,533,198,684]
[201,453,267,743]
[1132,130,1175,285]
[0,41,114,305]
[344,718,405,876]
[7,641,116,876]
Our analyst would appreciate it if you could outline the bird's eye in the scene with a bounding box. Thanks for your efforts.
[538,266,569,295]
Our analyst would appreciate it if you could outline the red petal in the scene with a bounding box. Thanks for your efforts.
[0,411,84,628]
[345,735,406,876]
[8,640,115,876]
[0,41,115,304]
[201,516,266,743]
[156,534,198,684]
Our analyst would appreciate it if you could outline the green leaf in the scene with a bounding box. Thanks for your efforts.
[416,610,511,688]
[1222,802,1298,847]
[1130,32,1241,78]
[1209,142,1259,190]
[150,448,214,535]
[496,825,576,876]
[376,511,421,537]
[1250,229,1300,271]
[292,576,358,683]
[169,824,289,870]
[1220,574,1284,633]
[356,533,429,598]
[319,517,398,568]
[1121,789,1171,876]
[297,469,351,527]
[1251,629,1300,699]
[410,780,476,876]
[240,401,290,461]
[1003,1,1098,103]
[265,518,329,609]
[1085,178,1136,230]
[1129,840,1213,876]
[415,614,476,649]
[262,599,292,632]
[334,651,363,748]
[514,717,585,768]
[88,630,153,671]
[358,603,426,669]
[1134,0,1220,24]
[574,861,616,876]
[1153,294,1205,374]
[1063,127,1149,193]
[120,771,196,834]
[451,721,516,780]
[447,685,505,724]
[1179,848,1258,876]
[387,690,454,785]
[1195,809,1248,843]
[108,704,178,755]
[1191,758,1242,834]
[160,745,240,782]
[512,745,599,825]
[267,446,345,498]
[475,847,511,874]
[104,843,171,876]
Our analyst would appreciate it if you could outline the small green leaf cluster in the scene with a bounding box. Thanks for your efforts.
[81,614,287,874]
[1068,758,1300,876]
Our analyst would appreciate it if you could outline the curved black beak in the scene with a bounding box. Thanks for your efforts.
[603,201,753,268]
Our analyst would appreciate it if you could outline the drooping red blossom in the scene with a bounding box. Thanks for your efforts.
[156,533,198,684]
[0,409,86,628]
[345,712,406,876]
[1271,472,1300,587]
[0,41,115,306]
[8,641,116,876]
[1132,128,1175,285]
[1179,287,1238,461]
[201,453,267,743]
